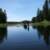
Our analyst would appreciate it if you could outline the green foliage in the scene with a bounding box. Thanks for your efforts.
[32,17,37,23]
[32,0,50,23]
[0,8,7,23]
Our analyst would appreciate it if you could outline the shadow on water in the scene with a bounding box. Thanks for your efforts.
[23,23,29,31]
[0,26,7,44]
[32,25,50,45]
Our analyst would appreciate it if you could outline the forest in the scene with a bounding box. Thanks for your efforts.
[32,0,50,24]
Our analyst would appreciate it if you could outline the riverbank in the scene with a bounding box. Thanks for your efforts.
[32,20,50,27]
[0,20,50,28]
[0,23,7,28]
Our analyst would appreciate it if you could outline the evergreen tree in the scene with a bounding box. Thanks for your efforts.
[43,0,48,20]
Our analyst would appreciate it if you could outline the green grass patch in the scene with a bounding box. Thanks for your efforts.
[32,20,50,27]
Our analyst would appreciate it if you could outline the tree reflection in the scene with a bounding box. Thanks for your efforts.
[32,25,50,45]
[0,26,7,44]
[44,26,50,45]
[23,23,29,31]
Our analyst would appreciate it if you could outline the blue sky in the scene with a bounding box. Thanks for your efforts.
[0,0,45,22]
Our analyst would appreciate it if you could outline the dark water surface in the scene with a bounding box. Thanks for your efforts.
[0,24,50,50]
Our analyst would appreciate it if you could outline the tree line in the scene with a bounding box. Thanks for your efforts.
[32,0,50,23]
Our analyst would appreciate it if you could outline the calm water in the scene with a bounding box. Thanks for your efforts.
[0,24,50,50]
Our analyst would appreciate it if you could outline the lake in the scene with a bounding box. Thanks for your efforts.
[0,24,50,50]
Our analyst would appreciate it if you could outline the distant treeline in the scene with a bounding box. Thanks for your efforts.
[8,20,31,24]
[7,22,20,24]
[32,0,50,23]
[0,8,7,23]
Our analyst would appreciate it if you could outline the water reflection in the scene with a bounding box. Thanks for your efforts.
[0,26,7,44]
[32,25,50,45]
[23,23,29,31]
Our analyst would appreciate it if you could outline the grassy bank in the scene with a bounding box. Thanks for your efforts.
[0,23,7,28]
[32,20,50,27]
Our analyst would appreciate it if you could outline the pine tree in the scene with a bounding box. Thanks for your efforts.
[43,0,48,20]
